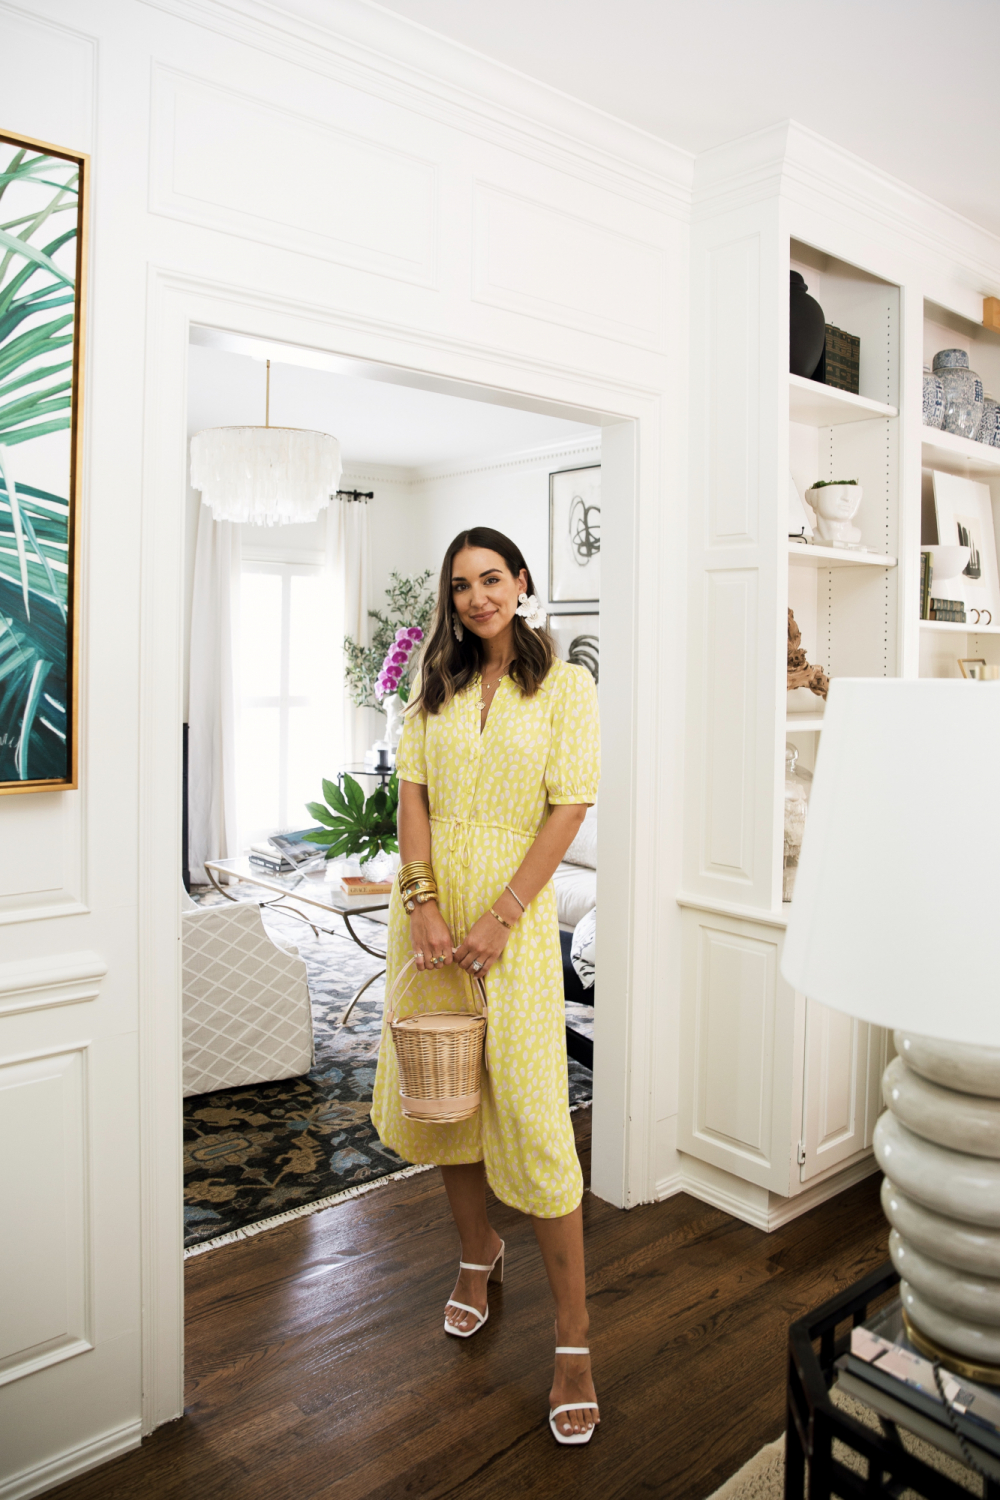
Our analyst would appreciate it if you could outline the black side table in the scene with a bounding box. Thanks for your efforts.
[786,1261,1000,1500]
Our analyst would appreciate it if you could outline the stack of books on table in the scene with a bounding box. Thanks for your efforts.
[248,842,296,875]
[339,875,393,906]
[835,1299,1000,1479]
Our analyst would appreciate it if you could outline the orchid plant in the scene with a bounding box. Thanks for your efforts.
[375,625,424,702]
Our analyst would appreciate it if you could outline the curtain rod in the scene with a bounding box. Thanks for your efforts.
[336,488,373,502]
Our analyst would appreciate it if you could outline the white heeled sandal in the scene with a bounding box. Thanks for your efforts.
[549,1346,599,1445]
[443,1240,505,1338]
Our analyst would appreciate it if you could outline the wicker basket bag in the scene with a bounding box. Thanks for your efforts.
[387,957,488,1124]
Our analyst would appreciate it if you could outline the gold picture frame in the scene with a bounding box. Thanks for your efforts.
[0,128,89,794]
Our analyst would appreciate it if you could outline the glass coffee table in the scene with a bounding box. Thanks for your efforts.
[203,855,391,1025]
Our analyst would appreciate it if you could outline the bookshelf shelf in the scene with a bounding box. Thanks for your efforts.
[789,374,897,427]
[788,543,896,570]
[919,619,1000,635]
[786,715,825,731]
[921,426,1000,479]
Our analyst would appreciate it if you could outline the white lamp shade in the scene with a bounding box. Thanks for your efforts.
[189,425,342,525]
[782,678,1000,1047]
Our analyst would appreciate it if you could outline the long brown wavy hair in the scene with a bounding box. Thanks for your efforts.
[410,527,554,715]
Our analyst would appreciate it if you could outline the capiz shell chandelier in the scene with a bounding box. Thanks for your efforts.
[189,360,342,525]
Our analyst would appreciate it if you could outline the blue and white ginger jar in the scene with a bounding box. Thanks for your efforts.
[922,366,945,429]
[933,348,984,440]
[977,393,1000,447]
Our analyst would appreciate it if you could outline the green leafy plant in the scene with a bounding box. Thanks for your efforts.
[810,478,858,488]
[0,145,78,781]
[303,773,399,862]
[344,571,434,708]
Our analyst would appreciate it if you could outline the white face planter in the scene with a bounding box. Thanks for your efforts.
[805,482,863,546]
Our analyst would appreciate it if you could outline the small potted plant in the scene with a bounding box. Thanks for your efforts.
[302,773,399,881]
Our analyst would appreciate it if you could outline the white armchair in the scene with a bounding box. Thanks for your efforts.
[182,900,314,1097]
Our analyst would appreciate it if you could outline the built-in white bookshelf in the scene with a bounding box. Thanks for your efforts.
[920,299,1000,679]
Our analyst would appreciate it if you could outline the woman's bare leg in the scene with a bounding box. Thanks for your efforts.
[440,1163,503,1334]
[532,1205,599,1438]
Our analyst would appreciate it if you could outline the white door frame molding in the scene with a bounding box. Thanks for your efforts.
[139,266,665,1427]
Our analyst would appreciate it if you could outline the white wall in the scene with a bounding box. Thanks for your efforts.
[0,2,688,1491]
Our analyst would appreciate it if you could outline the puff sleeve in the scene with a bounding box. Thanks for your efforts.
[544,663,600,806]
[394,701,428,785]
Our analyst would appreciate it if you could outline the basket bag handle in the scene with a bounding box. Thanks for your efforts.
[386,956,488,1031]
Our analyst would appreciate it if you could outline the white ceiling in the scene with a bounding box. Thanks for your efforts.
[350,0,1000,240]
[187,336,598,470]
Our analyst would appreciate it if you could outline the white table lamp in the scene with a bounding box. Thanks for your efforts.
[783,678,1000,1383]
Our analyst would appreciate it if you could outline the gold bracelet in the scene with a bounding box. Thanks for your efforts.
[405,892,438,913]
[398,862,434,889]
[504,883,525,913]
[489,907,513,930]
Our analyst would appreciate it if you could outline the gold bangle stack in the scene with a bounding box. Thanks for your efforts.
[399,861,438,914]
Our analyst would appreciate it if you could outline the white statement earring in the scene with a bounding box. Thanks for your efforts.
[515,592,545,629]
[453,612,464,642]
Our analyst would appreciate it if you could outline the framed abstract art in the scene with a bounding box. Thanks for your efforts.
[549,463,600,604]
[0,129,88,793]
[547,612,599,684]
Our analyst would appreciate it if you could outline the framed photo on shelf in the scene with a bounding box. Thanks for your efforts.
[958,658,990,680]
[547,613,599,684]
[0,130,88,794]
[931,471,1000,623]
[549,464,600,603]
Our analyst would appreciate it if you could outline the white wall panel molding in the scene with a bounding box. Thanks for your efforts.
[0,953,106,1019]
[0,1418,141,1500]
[150,66,439,288]
[472,183,669,353]
[701,569,757,883]
[152,264,664,408]
[0,1043,92,1388]
[140,0,693,216]
[0,2,98,155]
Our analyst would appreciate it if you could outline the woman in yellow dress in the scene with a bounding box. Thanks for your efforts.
[371,526,601,1444]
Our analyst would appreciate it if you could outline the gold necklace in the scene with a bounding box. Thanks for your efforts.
[478,663,510,711]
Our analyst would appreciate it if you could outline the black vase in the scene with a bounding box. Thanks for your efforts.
[789,271,826,380]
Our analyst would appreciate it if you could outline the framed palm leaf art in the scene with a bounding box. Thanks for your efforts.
[0,130,88,793]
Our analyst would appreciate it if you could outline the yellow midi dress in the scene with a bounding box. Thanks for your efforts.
[370,657,600,1219]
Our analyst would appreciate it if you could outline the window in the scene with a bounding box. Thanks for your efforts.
[238,561,333,846]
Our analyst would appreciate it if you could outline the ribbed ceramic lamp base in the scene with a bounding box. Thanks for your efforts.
[902,1307,1000,1387]
[875,1031,1000,1383]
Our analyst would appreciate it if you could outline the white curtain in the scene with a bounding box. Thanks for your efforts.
[327,495,372,767]
[188,504,241,882]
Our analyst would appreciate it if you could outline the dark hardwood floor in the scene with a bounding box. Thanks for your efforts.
[52,1111,888,1500]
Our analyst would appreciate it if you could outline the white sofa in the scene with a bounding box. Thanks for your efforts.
[181,899,314,1097]
[553,801,597,931]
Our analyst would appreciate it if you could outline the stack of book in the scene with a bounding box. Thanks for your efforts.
[823,325,861,394]
[340,875,393,906]
[929,598,967,623]
[249,842,295,875]
[920,551,932,620]
[836,1299,1000,1479]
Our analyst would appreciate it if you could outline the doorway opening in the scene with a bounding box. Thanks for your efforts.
[180,325,608,1256]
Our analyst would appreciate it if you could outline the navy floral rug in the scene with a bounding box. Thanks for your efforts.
[183,889,593,1252]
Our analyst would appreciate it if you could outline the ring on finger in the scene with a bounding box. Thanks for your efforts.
[433,954,445,967]
[471,959,483,972]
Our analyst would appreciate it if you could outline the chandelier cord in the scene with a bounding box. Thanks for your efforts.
[265,359,270,427]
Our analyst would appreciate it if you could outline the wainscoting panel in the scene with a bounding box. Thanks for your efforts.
[150,67,438,287]
[472,183,668,349]
[679,909,795,1194]
[702,568,757,881]
[0,1044,91,1386]
[694,924,775,1160]
[706,235,760,548]
[0,758,85,927]
[0,952,105,1019]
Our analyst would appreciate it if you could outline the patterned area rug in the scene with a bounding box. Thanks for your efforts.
[184,887,593,1252]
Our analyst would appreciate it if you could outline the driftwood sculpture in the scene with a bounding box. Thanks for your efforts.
[787,609,829,699]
